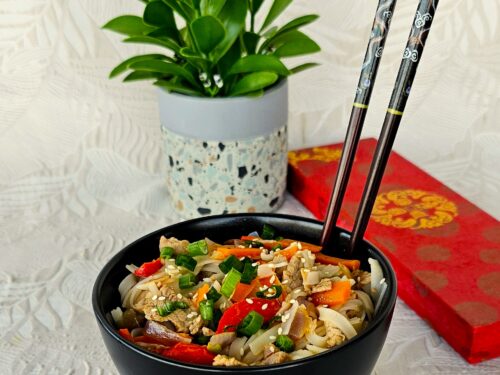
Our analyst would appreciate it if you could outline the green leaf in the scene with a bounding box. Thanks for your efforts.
[230,72,279,96]
[130,60,199,87]
[155,80,203,96]
[144,1,176,27]
[179,47,210,70]
[228,55,289,76]
[102,15,155,36]
[109,54,169,78]
[250,0,265,15]
[242,32,260,54]
[273,32,320,57]
[147,27,180,42]
[123,71,163,81]
[200,0,227,16]
[124,35,181,53]
[279,14,319,33]
[190,16,226,54]
[211,0,247,62]
[162,0,195,20]
[289,62,319,74]
[260,0,292,31]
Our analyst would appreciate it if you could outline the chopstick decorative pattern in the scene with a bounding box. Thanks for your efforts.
[387,0,438,116]
[354,0,397,108]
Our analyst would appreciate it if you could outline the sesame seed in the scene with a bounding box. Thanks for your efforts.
[156,282,162,287]
[238,245,245,248]
[221,303,226,309]
[290,299,296,304]
[204,294,208,300]
[193,293,199,300]
[151,308,157,313]
[300,258,306,263]
[259,246,265,250]
[303,269,310,273]
[191,311,198,316]
[278,328,283,335]
[298,242,303,250]
[380,278,386,285]
[252,262,258,267]
[246,298,254,304]
[262,303,268,310]
[240,348,244,356]
[152,295,158,301]
[240,257,245,261]
[269,346,275,353]
[158,296,166,301]
[282,280,289,284]
[270,275,276,284]
[269,336,276,340]
[177,293,183,299]
[186,313,194,319]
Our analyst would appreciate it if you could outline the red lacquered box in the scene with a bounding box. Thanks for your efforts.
[287,138,500,363]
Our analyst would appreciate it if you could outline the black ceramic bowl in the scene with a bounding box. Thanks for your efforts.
[93,214,397,375]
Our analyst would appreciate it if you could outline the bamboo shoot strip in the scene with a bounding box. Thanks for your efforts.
[349,0,440,254]
[321,0,398,252]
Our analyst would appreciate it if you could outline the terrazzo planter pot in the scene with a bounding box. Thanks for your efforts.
[159,80,288,219]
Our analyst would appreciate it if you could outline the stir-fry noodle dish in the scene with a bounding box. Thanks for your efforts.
[111,225,388,366]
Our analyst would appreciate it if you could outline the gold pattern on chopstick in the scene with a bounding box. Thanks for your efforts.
[387,108,404,116]
[353,103,369,109]
[288,147,342,167]
[371,189,458,230]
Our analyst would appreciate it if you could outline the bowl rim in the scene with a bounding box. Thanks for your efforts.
[92,213,397,372]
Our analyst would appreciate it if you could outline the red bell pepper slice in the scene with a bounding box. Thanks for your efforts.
[216,297,281,333]
[161,342,215,365]
[134,258,162,277]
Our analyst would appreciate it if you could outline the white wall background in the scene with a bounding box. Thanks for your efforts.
[1,0,499,220]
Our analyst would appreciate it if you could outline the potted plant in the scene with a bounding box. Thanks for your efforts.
[103,0,320,218]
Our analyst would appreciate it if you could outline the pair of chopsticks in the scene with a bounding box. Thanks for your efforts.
[321,0,440,255]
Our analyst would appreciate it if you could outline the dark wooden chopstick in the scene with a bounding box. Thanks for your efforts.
[321,0,398,250]
[349,0,440,254]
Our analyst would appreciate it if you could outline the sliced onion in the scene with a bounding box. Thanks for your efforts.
[229,337,248,360]
[355,290,374,316]
[249,325,280,355]
[110,307,123,327]
[305,329,327,347]
[118,273,138,303]
[318,307,357,340]
[374,281,388,316]
[131,327,145,337]
[303,270,321,285]
[368,258,384,299]
[281,301,299,335]
[257,264,275,278]
[202,262,222,274]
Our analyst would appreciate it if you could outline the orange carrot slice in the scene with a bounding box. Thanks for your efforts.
[212,247,262,260]
[312,280,352,307]
[231,279,259,302]
[315,253,360,270]
[193,284,210,308]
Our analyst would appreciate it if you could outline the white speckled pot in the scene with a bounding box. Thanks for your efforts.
[159,80,288,219]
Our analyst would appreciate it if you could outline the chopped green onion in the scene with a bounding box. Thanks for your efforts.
[275,236,284,241]
[156,301,188,317]
[210,308,223,331]
[175,254,197,271]
[243,240,264,248]
[219,254,243,274]
[207,342,222,354]
[261,224,276,240]
[275,335,294,353]
[256,285,282,299]
[160,246,175,259]
[271,244,283,251]
[240,262,258,284]
[237,311,264,336]
[187,239,209,256]
[206,287,222,302]
[178,273,196,289]
[220,268,242,297]
[193,335,211,345]
[199,299,214,321]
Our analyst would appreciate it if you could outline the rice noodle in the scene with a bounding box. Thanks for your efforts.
[289,349,314,360]
[118,273,137,303]
[355,290,374,317]
[281,301,299,335]
[305,344,328,354]
[305,322,327,347]
[318,307,357,339]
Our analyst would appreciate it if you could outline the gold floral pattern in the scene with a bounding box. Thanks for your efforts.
[371,190,458,229]
[288,147,342,167]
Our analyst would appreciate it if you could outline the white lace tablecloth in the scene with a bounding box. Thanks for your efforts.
[1,0,500,373]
